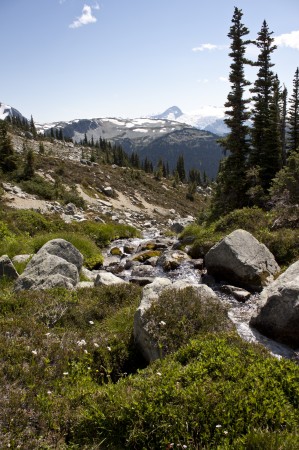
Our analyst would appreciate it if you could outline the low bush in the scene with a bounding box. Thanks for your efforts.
[19,174,57,200]
[143,286,232,356]
[70,333,299,449]
[214,206,272,233]
[0,283,142,447]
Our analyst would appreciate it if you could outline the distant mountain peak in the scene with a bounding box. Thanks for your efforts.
[151,106,183,121]
[0,102,27,122]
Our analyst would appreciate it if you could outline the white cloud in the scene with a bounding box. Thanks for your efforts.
[219,76,228,83]
[197,79,209,84]
[69,4,98,29]
[192,43,228,52]
[275,30,299,50]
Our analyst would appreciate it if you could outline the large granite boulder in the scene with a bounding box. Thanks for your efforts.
[133,278,219,362]
[0,255,19,280]
[250,260,299,347]
[205,229,280,291]
[14,239,83,291]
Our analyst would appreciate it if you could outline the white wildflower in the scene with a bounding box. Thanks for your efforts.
[77,339,87,347]
[159,320,166,326]
[93,342,99,348]
[63,372,69,376]
[156,372,162,376]
[89,320,94,325]
[31,350,38,355]
[216,424,222,428]
[107,346,111,352]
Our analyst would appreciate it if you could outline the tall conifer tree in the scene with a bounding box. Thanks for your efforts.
[212,7,251,215]
[288,67,299,153]
[250,20,279,192]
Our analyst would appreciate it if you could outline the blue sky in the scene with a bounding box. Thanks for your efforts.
[1,0,299,123]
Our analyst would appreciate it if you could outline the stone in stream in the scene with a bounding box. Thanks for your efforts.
[94,271,128,286]
[205,229,280,291]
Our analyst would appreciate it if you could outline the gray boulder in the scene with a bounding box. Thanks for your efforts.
[14,239,83,291]
[250,260,299,347]
[94,271,127,286]
[39,239,83,271]
[205,229,280,291]
[0,255,19,280]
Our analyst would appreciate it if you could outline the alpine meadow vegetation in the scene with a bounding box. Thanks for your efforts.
[0,6,299,450]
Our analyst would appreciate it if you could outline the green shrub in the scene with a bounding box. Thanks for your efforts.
[71,333,299,449]
[143,286,232,357]
[258,228,299,267]
[2,209,63,236]
[214,207,272,233]
[19,174,57,200]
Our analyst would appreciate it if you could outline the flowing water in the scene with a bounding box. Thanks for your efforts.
[103,228,297,360]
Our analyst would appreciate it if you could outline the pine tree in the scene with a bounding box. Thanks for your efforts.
[0,120,17,172]
[23,147,35,180]
[176,154,186,182]
[250,20,279,193]
[281,85,288,166]
[30,115,37,137]
[212,7,251,215]
[288,67,299,154]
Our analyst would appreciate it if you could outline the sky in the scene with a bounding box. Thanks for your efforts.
[1,0,299,123]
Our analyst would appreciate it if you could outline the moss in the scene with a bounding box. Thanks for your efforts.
[133,250,161,262]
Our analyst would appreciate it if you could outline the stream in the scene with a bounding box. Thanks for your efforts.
[103,227,296,360]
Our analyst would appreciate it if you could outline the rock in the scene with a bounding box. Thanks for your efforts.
[0,255,19,280]
[205,229,280,291]
[12,254,32,264]
[131,265,156,278]
[76,281,94,289]
[124,243,137,254]
[14,239,83,291]
[220,285,251,302]
[64,203,77,215]
[133,250,161,263]
[134,278,219,362]
[40,239,83,271]
[110,247,123,256]
[94,271,127,286]
[250,260,299,347]
[170,222,185,233]
[103,186,114,197]
[157,250,190,271]
[191,259,204,270]
[130,277,155,286]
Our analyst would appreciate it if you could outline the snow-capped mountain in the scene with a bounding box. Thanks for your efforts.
[0,102,28,122]
[1,100,225,179]
[36,115,224,179]
[151,105,228,135]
